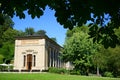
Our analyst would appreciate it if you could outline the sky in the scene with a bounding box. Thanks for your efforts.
[12,7,67,46]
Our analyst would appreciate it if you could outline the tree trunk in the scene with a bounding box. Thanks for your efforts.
[97,66,100,76]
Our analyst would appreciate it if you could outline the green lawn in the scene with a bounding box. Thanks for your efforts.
[0,73,119,80]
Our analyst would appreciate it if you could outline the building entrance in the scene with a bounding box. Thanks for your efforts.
[27,54,32,70]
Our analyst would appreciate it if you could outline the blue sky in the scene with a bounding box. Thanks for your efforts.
[12,7,67,46]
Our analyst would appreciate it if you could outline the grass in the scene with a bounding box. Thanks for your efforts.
[0,73,119,80]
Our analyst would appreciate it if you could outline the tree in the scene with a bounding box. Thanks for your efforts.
[25,27,35,35]
[61,26,98,75]
[107,46,120,77]
[91,27,120,77]
[1,0,120,48]
[17,28,47,36]
[0,42,14,64]
[0,14,14,47]
[92,46,120,77]
[0,28,18,64]
[2,28,18,43]
[91,45,108,76]
[16,30,26,36]
[0,14,14,35]
[36,30,46,35]
[115,27,120,40]
[0,24,19,64]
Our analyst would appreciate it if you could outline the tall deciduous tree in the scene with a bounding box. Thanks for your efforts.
[0,14,14,47]
[61,26,98,75]
[0,28,18,64]
[92,46,120,77]
[91,27,120,77]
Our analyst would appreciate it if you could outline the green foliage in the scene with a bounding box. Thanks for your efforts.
[114,27,120,43]
[36,30,46,35]
[2,28,18,43]
[70,70,81,75]
[103,72,113,78]
[0,14,14,28]
[106,46,120,77]
[49,67,58,73]
[89,24,119,48]
[0,54,4,64]
[66,26,89,38]
[48,67,67,74]
[16,28,47,37]
[16,30,26,36]
[61,26,99,75]
[1,1,120,28]
[92,45,120,77]
[92,46,107,69]
[0,15,16,64]
[1,0,120,48]
[25,27,35,35]
[0,14,14,47]
[0,42,14,64]
[0,13,5,25]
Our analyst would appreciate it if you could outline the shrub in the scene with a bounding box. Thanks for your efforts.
[48,67,68,74]
[48,67,58,73]
[104,72,113,77]
[70,70,81,75]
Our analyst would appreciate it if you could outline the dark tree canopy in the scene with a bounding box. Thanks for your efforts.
[36,30,46,35]
[0,0,120,48]
[25,27,35,35]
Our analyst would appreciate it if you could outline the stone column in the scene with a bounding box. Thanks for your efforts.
[50,48,53,67]
[54,50,57,67]
[54,50,56,67]
[49,48,51,67]
[58,53,61,68]
[52,49,54,67]
[57,53,60,68]
[56,51,58,68]
[47,48,50,67]
[45,48,48,69]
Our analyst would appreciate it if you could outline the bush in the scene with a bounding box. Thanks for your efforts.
[70,70,81,75]
[48,67,58,73]
[104,72,113,77]
[48,67,68,74]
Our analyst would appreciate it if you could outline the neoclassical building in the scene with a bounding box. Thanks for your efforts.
[14,35,63,71]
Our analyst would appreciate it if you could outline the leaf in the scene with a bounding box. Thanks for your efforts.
[88,23,93,27]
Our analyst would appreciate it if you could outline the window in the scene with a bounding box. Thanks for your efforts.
[23,55,26,67]
[33,55,36,67]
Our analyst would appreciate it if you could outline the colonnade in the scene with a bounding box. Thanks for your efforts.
[45,47,62,68]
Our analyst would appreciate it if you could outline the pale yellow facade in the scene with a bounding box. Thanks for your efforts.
[14,35,63,71]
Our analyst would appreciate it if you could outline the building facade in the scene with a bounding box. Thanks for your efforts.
[14,35,63,71]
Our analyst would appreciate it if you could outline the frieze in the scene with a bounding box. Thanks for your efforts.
[21,39,39,45]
